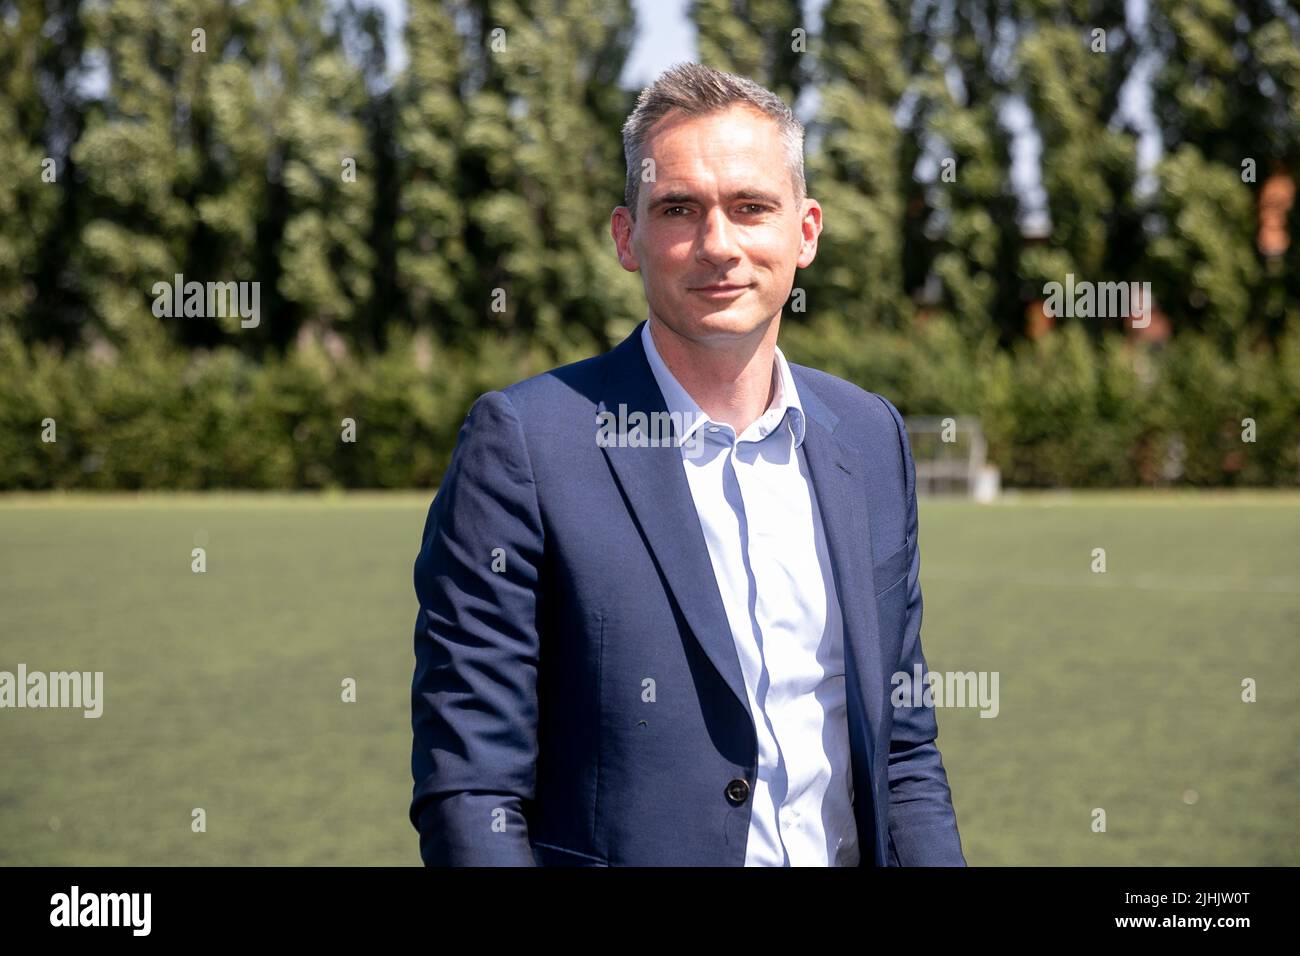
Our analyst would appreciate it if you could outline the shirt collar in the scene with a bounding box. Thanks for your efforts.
[639,319,806,449]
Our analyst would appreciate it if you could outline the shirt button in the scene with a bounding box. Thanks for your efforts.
[708,426,719,433]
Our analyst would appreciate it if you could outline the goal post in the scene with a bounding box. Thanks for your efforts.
[902,415,1001,501]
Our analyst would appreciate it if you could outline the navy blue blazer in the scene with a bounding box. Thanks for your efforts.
[410,319,966,866]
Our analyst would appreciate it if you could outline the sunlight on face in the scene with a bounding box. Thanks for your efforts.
[615,104,819,347]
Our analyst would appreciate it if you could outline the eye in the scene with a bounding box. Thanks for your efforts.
[663,205,689,217]
[738,203,768,214]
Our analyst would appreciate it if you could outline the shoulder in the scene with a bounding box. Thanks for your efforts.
[458,349,609,424]
[500,349,608,409]
[450,348,612,462]
[787,360,910,450]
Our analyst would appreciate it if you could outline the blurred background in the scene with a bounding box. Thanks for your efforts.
[0,0,1297,865]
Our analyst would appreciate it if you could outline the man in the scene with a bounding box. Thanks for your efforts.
[409,62,966,866]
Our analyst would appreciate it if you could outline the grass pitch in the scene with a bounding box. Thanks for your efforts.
[0,490,1296,865]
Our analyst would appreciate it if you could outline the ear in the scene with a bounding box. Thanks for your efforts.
[796,198,822,269]
[611,206,641,273]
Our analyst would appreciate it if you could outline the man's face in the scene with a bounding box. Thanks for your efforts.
[611,104,821,347]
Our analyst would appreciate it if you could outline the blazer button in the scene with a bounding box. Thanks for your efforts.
[725,778,750,805]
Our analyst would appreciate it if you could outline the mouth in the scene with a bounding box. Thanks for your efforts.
[690,283,753,298]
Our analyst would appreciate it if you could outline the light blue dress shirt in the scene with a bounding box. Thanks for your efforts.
[640,320,860,867]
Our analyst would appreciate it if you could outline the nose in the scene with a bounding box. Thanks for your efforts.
[695,206,742,268]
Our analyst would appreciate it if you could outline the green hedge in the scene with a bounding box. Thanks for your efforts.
[0,324,575,490]
[3,317,1298,489]
[781,315,1300,488]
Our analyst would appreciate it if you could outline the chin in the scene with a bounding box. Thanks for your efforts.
[679,305,765,338]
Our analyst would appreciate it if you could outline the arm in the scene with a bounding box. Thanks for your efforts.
[409,390,543,866]
[877,395,967,867]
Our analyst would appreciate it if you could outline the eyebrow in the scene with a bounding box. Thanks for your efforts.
[647,189,784,211]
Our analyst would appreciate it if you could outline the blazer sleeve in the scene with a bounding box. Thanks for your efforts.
[875,395,968,867]
[409,389,544,866]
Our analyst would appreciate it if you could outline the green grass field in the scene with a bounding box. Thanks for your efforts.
[1,491,1297,865]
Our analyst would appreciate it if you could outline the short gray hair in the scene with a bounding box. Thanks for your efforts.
[621,62,806,217]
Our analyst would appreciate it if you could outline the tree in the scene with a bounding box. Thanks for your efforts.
[690,0,809,105]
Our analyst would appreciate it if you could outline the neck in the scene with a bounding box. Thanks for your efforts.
[647,312,780,434]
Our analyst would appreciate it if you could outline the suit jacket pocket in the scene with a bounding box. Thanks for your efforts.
[872,538,910,596]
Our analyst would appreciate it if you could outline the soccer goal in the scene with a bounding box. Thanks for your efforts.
[902,416,1001,501]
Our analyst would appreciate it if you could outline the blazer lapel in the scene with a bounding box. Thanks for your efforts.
[597,323,753,719]
[790,369,886,789]
[595,323,888,783]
